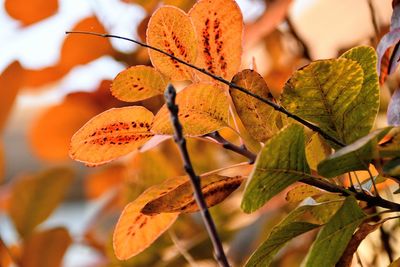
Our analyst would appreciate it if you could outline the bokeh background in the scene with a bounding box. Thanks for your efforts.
[0,0,396,266]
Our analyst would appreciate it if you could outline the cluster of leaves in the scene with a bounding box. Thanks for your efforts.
[2,0,400,266]
[65,0,400,266]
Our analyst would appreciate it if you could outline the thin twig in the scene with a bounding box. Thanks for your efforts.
[205,132,256,164]
[168,229,199,267]
[65,31,346,148]
[286,16,312,61]
[164,84,230,267]
[367,0,379,45]
[379,226,394,262]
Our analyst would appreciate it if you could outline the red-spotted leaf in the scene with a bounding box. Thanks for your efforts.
[151,83,230,136]
[189,0,243,82]
[230,69,285,142]
[141,174,244,214]
[113,177,186,260]
[70,106,154,166]
[146,6,197,81]
[111,65,168,102]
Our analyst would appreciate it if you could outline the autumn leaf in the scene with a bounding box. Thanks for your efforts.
[9,168,74,237]
[285,185,322,203]
[0,141,4,183]
[21,227,72,267]
[5,0,58,26]
[388,89,400,126]
[305,133,331,170]
[141,174,244,214]
[152,83,230,136]
[146,6,197,81]
[230,69,285,142]
[30,94,101,161]
[340,46,380,144]
[281,57,364,145]
[0,62,24,132]
[61,16,114,69]
[113,176,186,260]
[111,65,168,102]
[85,164,128,199]
[69,106,154,166]
[189,0,243,82]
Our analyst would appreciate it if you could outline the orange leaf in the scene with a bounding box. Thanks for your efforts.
[0,62,24,131]
[142,174,244,214]
[9,168,74,237]
[111,65,168,102]
[189,0,243,82]
[21,227,72,267]
[29,95,100,161]
[113,177,185,260]
[5,0,58,26]
[85,164,128,199]
[146,6,197,81]
[0,141,3,183]
[70,106,154,166]
[23,65,66,88]
[152,83,229,136]
[230,69,285,142]
[61,16,114,69]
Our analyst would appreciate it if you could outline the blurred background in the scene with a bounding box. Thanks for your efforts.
[0,0,395,266]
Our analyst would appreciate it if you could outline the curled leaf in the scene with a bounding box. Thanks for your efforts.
[189,0,243,81]
[70,106,154,166]
[113,177,185,260]
[388,89,400,126]
[146,6,197,81]
[152,83,229,136]
[142,174,244,214]
[111,65,168,102]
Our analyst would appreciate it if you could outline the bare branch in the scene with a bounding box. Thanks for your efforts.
[164,84,230,267]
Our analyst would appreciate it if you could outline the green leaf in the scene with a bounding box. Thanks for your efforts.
[241,124,310,213]
[245,201,342,267]
[281,57,364,145]
[383,157,400,177]
[340,46,380,144]
[304,196,366,267]
[230,69,285,142]
[9,168,74,237]
[317,127,391,178]
[378,127,400,158]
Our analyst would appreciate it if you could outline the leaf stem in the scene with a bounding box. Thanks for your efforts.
[64,31,346,148]
[204,132,256,164]
[164,84,230,267]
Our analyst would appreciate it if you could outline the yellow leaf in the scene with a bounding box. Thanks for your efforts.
[146,6,197,81]
[30,95,100,161]
[189,0,243,82]
[142,174,244,214]
[152,83,230,136]
[285,184,322,203]
[113,177,185,260]
[9,168,74,237]
[69,106,154,166]
[21,227,72,267]
[0,62,24,132]
[230,69,285,142]
[111,65,168,102]
[306,133,332,170]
